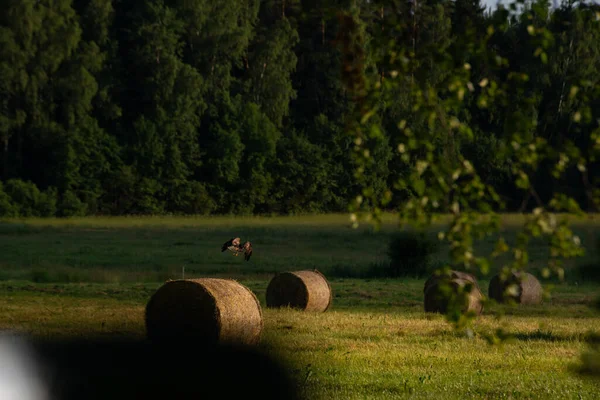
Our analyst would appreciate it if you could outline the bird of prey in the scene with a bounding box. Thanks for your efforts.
[221,237,253,261]
[241,241,253,261]
[221,237,241,254]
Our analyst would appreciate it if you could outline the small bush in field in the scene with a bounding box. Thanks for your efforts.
[576,236,600,283]
[385,231,440,278]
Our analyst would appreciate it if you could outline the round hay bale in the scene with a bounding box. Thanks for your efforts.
[488,271,543,305]
[424,276,484,315]
[266,269,332,312]
[145,278,263,346]
[423,269,480,294]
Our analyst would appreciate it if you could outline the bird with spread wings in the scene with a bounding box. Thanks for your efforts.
[221,237,253,261]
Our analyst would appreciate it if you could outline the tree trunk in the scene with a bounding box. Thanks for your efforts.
[380,7,384,83]
[2,136,7,179]
[411,0,418,85]
[519,192,531,213]
[557,38,573,117]
[18,131,23,176]
[581,169,598,212]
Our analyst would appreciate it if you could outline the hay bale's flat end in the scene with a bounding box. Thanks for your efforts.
[424,272,484,316]
[266,269,332,312]
[488,271,543,305]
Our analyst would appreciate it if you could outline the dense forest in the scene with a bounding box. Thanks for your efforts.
[1,0,599,217]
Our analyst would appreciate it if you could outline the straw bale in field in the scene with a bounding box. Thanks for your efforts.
[488,271,543,305]
[145,278,263,345]
[266,269,332,312]
[424,272,484,315]
[424,269,480,293]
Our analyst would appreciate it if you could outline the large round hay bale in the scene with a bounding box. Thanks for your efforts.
[423,269,480,294]
[488,271,543,305]
[266,270,332,312]
[424,274,484,315]
[145,278,263,346]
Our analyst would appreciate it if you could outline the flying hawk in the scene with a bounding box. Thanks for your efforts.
[221,237,253,261]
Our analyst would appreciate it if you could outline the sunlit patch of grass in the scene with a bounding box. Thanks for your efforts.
[260,304,600,399]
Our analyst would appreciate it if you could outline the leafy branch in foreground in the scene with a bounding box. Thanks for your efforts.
[339,0,599,340]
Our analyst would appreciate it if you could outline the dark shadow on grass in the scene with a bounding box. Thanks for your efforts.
[14,336,302,400]
[327,262,433,279]
[511,330,590,343]
[422,326,590,342]
[484,300,600,318]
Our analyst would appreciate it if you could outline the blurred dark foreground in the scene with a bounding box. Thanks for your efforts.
[0,334,300,400]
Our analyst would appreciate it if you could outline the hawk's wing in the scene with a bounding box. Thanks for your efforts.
[243,242,253,261]
[222,237,242,253]
[221,238,234,252]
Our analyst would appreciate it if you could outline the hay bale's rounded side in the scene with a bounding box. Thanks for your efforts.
[424,277,484,315]
[488,271,543,305]
[202,278,264,344]
[145,278,263,346]
[266,270,332,312]
[518,273,543,304]
[424,270,480,294]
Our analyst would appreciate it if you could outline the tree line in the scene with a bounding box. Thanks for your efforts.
[1,0,598,217]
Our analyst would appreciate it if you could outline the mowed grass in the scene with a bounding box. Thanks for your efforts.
[0,212,598,282]
[1,213,600,398]
[1,279,599,399]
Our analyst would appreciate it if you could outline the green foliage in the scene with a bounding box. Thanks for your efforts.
[58,190,88,217]
[244,17,299,128]
[271,130,332,214]
[167,180,216,215]
[0,0,599,226]
[2,179,57,217]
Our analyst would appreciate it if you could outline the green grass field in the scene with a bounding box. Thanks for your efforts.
[1,213,599,399]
